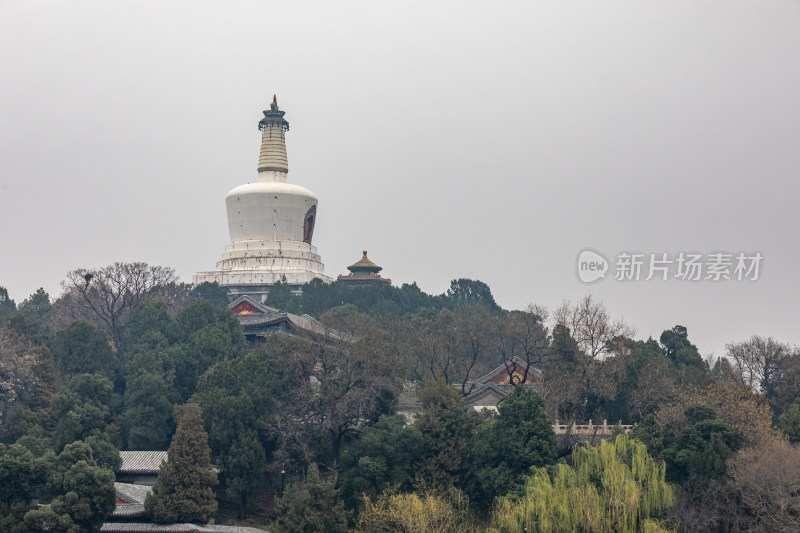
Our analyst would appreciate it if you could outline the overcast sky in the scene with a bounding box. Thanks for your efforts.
[1,1,799,357]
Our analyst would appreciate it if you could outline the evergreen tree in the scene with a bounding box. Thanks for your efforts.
[778,398,800,443]
[473,386,556,508]
[0,441,57,532]
[24,440,116,533]
[661,403,738,483]
[413,380,479,492]
[8,288,52,345]
[660,325,706,370]
[189,282,230,308]
[125,301,179,348]
[52,321,118,382]
[122,369,174,450]
[0,286,16,328]
[50,442,116,532]
[172,300,246,400]
[265,275,300,313]
[444,278,500,311]
[274,463,349,533]
[145,404,217,524]
[340,414,424,509]
[2,345,56,443]
[193,351,277,518]
[50,373,114,451]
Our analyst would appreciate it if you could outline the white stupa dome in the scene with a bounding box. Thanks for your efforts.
[194,96,331,300]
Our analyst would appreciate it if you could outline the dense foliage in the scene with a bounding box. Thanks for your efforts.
[491,434,673,533]
[0,264,798,531]
[145,404,218,523]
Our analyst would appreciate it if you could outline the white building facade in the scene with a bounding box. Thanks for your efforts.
[194,97,331,301]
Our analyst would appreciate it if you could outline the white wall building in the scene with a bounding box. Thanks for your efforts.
[194,97,331,301]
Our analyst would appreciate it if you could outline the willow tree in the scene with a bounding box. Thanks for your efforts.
[355,487,477,533]
[491,434,673,533]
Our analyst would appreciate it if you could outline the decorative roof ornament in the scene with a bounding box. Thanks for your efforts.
[347,250,383,273]
[259,94,289,132]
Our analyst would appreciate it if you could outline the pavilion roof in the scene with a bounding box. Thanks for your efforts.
[347,250,383,273]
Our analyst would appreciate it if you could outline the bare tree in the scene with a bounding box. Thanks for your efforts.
[305,312,401,479]
[452,304,492,395]
[407,311,459,385]
[725,336,797,397]
[405,306,496,394]
[491,304,550,385]
[545,297,634,422]
[62,262,177,350]
[553,295,634,359]
[731,436,800,532]
[627,355,677,420]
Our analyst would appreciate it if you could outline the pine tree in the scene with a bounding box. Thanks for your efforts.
[274,463,349,533]
[265,275,300,313]
[413,379,478,492]
[473,385,556,508]
[145,404,218,523]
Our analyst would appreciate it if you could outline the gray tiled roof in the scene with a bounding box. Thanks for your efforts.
[229,294,348,342]
[196,527,267,533]
[118,451,167,474]
[115,482,152,505]
[236,312,287,327]
[462,382,542,406]
[101,525,266,533]
[100,525,198,533]
[396,381,421,410]
[112,504,146,518]
[112,483,152,518]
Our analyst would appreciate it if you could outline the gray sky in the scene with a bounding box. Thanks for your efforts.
[1,0,799,357]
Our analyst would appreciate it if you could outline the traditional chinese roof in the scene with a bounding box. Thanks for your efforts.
[115,482,151,503]
[118,451,167,475]
[101,523,264,533]
[101,525,199,533]
[236,312,288,328]
[338,250,391,283]
[112,504,147,519]
[229,295,277,315]
[396,381,421,410]
[229,295,348,341]
[348,250,382,272]
[462,383,512,407]
[472,357,542,385]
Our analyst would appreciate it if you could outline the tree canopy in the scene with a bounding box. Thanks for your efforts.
[492,434,673,533]
[145,404,218,524]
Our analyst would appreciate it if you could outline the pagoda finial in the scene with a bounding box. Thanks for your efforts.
[363,250,368,257]
[257,95,289,174]
[258,96,289,132]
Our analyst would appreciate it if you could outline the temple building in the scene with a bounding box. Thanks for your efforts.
[194,96,331,302]
[229,295,345,350]
[337,250,392,285]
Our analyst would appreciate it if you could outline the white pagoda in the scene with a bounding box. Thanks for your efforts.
[194,96,331,301]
